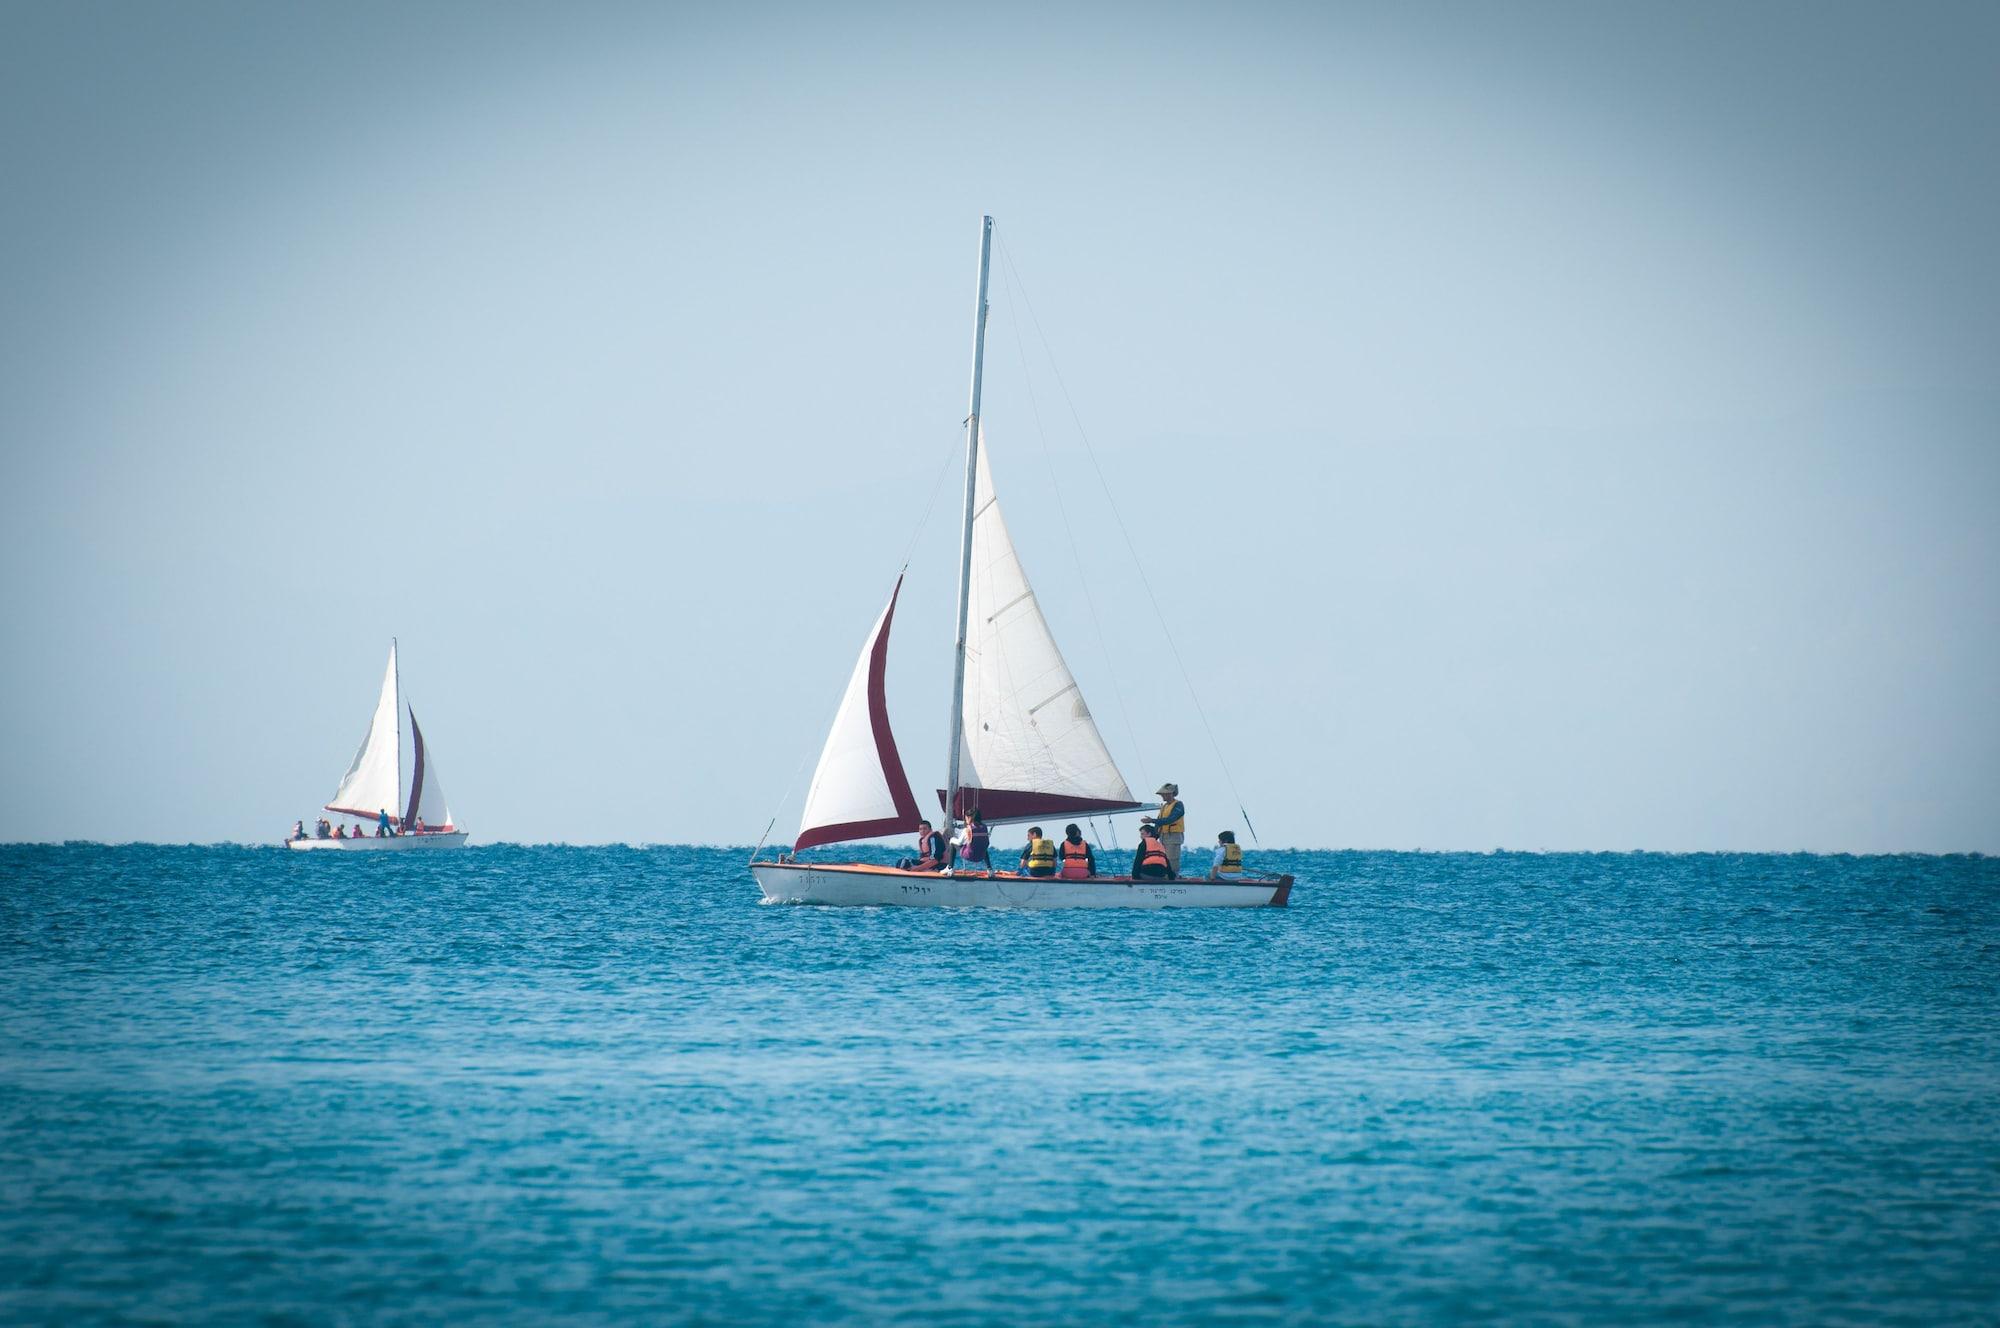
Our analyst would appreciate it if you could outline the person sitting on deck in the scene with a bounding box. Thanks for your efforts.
[316,818,331,839]
[412,816,426,833]
[374,824,386,838]
[334,823,347,839]
[955,810,991,871]
[377,809,393,837]
[899,821,948,871]
[1209,830,1245,880]
[291,820,306,842]
[1021,826,1057,877]
[1057,824,1096,880]
[1132,820,1175,880]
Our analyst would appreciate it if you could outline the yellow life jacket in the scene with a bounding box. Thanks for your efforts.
[1157,800,1186,836]
[1024,837,1056,870]
[1217,843,1243,874]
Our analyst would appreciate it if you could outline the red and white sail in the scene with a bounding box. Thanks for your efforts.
[949,435,1141,824]
[325,643,456,829]
[795,579,922,851]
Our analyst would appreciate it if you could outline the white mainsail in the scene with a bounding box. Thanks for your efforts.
[795,580,921,850]
[325,643,458,829]
[328,645,401,821]
[954,434,1139,822]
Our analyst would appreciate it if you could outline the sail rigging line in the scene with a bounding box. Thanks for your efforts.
[898,426,966,573]
[993,236,1151,787]
[996,236,1262,845]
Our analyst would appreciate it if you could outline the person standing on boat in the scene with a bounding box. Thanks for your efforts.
[1154,783,1187,874]
[1208,830,1244,880]
[1020,826,1057,877]
[1057,824,1096,879]
[1132,821,1175,880]
[377,808,393,837]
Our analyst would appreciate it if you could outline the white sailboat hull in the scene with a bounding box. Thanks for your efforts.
[286,832,468,852]
[751,861,1291,909]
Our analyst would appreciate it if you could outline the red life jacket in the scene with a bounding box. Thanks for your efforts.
[1058,839,1092,879]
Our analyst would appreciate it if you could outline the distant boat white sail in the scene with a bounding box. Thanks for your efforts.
[951,435,1139,824]
[795,578,921,850]
[293,641,466,851]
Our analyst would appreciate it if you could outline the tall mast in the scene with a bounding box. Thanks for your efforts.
[944,215,994,824]
[392,637,402,824]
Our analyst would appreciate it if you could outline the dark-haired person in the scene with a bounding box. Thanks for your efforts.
[1020,826,1057,877]
[1131,820,1175,880]
[1056,824,1096,880]
[900,820,948,871]
[1208,830,1245,880]
[955,809,992,871]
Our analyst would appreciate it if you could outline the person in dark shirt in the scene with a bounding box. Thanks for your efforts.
[1131,820,1175,880]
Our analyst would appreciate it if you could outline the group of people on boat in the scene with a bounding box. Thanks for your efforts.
[893,781,1250,881]
[287,808,435,841]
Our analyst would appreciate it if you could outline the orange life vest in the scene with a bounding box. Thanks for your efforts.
[1058,839,1092,879]
[1138,835,1170,872]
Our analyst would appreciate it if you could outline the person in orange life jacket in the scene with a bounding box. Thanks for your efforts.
[1153,783,1186,874]
[1131,820,1175,880]
[1020,826,1058,877]
[333,823,346,839]
[955,809,991,869]
[1056,824,1096,879]
[1208,830,1245,879]
[899,821,948,871]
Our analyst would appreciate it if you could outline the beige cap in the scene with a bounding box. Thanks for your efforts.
[1156,783,1178,797]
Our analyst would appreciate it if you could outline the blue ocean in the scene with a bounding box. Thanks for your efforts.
[2,845,1995,1324]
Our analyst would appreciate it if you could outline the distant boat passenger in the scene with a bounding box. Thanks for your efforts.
[1021,826,1057,877]
[1209,830,1244,880]
[900,821,947,872]
[1132,821,1174,880]
[956,810,991,870]
[1057,824,1095,879]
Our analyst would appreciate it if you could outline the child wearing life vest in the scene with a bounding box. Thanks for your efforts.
[1056,824,1096,879]
[1131,820,1175,880]
[1209,830,1245,879]
[1020,826,1057,877]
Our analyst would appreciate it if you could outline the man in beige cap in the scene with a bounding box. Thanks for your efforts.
[1153,783,1186,874]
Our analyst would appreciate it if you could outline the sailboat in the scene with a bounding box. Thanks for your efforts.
[750,218,1292,909]
[287,641,468,851]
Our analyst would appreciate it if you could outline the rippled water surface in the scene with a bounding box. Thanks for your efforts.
[2,845,1996,1324]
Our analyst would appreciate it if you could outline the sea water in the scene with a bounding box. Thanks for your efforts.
[2,844,1995,1324]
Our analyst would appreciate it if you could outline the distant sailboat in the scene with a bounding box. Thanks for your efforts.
[288,641,467,851]
[750,218,1290,908]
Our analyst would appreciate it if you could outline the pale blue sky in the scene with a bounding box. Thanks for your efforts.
[2,1,1994,850]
